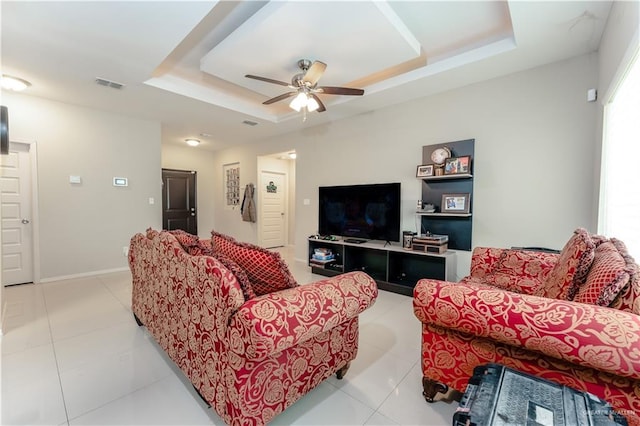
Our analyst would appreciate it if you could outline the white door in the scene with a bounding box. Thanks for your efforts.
[260,171,286,248]
[1,142,34,285]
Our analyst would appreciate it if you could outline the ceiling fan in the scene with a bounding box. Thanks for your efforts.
[245,59,364,114]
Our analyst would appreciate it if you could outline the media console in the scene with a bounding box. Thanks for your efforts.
[308,237,457,296]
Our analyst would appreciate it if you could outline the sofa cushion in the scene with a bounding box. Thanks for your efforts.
[534,228,595,300]
[211,231,297,296]
[574,239,637,306]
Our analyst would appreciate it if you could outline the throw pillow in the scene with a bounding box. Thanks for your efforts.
[168,230,256,300]
[212,252,257,301]
[146,227,159,239]
[574,239,637,306]
[169,229,200,253]
[211,230,298,296]
[534,228,595,300]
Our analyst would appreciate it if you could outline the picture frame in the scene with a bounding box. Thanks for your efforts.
[444,155,471,175]
[441,193,471,214]
[416,164,434,178]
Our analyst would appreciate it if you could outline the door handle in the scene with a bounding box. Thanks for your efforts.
[21,219,30,224]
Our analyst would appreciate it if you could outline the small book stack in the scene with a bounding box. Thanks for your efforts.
[310,248,335,267]
[412,234,448,254]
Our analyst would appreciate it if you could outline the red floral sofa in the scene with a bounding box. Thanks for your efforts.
[129,229,378,425]
[413,229,640,425]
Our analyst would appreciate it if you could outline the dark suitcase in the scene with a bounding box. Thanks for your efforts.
[453,364,628,426]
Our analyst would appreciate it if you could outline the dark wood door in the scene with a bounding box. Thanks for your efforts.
[162,169,197,235]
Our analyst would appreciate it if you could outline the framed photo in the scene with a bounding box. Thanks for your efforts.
[441,193,471,214]
[416,164,434,178]
[444,155,471,175]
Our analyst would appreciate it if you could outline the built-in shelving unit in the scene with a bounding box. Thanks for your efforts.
[308,238,457,296]
[419,139,475,251]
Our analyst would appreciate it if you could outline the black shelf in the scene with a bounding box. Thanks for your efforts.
[420,139,474,251]
[308,238,456,296]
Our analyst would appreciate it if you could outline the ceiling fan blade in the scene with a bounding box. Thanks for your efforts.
[263,91,297,105]
[303,61,327,86]
[245,74,290,87]
[318,86,364,96]
[309,94,326,112]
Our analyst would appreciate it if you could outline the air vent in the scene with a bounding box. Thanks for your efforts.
[242,120,258,126]
[95,77,125,90]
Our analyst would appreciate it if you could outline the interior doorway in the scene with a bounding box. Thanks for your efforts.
[1,141,38,286]
[162,169,197,235]
[257,152,295,249]
[259,170,287,248]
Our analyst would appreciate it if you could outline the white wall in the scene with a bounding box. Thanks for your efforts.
[1,93,162,280]
[161,144,216,239]
[213,53,599,279]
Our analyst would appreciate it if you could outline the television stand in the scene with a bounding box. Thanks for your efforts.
[344,238,367,244]
[308,238,456,296]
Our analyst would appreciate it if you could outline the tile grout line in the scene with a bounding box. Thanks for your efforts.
[39,282,71,426]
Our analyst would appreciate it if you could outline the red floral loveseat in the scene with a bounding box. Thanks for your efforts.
[129,229,378,425]
[413,229,640,424]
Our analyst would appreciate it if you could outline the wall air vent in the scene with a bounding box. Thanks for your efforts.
[242,120,258,126]
[95,77,125,90]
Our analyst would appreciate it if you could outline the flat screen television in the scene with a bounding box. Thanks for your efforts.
[318,182,401,242]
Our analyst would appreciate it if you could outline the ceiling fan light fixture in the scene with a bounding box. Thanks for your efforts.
[307,97,319,112]
[289,92,308,112]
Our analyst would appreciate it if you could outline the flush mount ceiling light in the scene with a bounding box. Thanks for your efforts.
[1,74,31,91]
[185,138,200,147]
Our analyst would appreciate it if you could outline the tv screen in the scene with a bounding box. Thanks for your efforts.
[319,182,401,242]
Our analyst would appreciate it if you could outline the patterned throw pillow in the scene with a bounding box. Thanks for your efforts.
[211,230,298,296]
[574,239,637,306]
[167,230,257,300]
[212,252,257,300]
[146,227,160,239]
[534,228,595,300]
[169,229,200,253]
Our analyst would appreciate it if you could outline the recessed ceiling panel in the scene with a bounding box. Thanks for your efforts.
[200,1,422,96]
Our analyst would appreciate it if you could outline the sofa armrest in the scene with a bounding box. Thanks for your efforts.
[413,279,640,380]
[228,271,378,362]
[469,247,509,277]
[470,247,558,280]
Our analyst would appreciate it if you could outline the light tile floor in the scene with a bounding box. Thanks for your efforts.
[1,247,457,425]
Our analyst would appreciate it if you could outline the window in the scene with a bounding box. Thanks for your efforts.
[600,50,640,259]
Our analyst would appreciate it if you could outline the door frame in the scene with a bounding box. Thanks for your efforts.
[161,168,197,235]
[258,169,288,248]
[2,139,41,285]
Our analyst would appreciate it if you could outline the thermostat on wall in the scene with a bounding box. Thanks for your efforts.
[113,177,128,187]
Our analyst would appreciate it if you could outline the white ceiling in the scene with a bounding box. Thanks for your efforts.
[1,1,612,151]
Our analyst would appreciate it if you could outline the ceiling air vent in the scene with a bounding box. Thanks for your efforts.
[242,120,258,126]
[95,77,125,90]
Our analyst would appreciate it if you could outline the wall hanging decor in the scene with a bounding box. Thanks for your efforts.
[223,162,240,209]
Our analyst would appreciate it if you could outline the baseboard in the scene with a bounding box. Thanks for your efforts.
[39,266,130,284]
